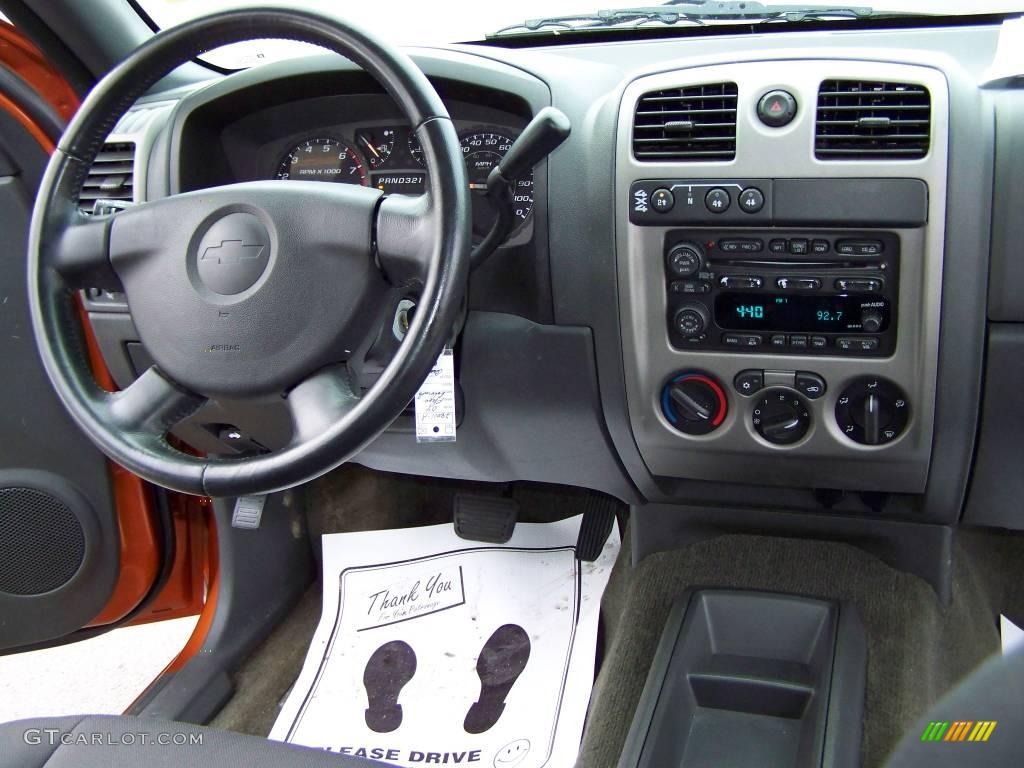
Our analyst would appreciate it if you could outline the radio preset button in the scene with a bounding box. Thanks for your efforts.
[811,239,830,254]
[789,334,809,349]
[777,277,821,290]
[734,370,765,396]
[835,278,882,292]
[810,336,828,349]
[718,275,763,289]
[738,188,765,213]
[769,239,788,254]
[705,188,731,213]
[770,334,788,348]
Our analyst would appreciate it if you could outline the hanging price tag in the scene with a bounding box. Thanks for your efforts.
[414,348,456,443]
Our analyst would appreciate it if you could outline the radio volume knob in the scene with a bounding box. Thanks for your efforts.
[860,307,884,333]
[673,302,710,339]
[667,243,703,278]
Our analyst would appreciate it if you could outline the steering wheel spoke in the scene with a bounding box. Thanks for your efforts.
[376,191,437,286]
[106,367,207,436]
[285,366,360,445]
[46,208,122,291]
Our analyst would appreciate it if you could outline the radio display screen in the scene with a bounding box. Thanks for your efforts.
[715,293,890,333]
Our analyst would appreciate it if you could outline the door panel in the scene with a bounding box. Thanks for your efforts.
[0,106,122,650]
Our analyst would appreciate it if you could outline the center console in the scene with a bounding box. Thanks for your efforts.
[618,589,865,768]
[616,60,948,493]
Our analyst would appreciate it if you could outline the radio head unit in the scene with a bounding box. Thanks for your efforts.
[665,230,899,356]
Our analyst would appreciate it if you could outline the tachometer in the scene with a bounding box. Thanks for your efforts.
[275,137,367,185]
[460,131,533,235]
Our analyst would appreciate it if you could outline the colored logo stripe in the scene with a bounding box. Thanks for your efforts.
[969,722,997,742]
[944,721,973,741]
[921,720,996,742]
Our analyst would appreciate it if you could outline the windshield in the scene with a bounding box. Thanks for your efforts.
[137,0,1024,69]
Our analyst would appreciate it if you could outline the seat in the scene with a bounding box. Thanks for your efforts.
[0,714,396,767]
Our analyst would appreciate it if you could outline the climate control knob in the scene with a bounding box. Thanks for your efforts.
[673,302,710,339]
[666,243,704,278]
[753,389,811,445]
[835,377,910,445]
[661,372,728,435]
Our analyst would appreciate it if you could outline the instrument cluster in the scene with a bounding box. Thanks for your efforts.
[273,125,533,237]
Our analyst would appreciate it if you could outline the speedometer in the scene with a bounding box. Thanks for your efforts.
[460,131,534,235]
[275,137,367,186]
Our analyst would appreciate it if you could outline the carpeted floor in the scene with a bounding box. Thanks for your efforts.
[578,530,1019,768]
[209,465,1024,768]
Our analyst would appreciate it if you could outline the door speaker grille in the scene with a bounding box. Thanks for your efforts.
[0,487,86,595]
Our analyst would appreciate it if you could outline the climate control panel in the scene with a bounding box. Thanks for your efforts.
[660,369,911,449]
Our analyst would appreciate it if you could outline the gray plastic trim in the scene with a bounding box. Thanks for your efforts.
[615,60,949,493]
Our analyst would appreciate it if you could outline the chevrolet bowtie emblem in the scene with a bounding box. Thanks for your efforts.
[200,240,266,265]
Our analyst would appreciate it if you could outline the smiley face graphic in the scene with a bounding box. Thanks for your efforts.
[493,739,531,767]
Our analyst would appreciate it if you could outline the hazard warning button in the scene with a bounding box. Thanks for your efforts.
[757,89,798,128]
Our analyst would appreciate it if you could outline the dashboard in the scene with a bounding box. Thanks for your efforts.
[82,21,1022,529]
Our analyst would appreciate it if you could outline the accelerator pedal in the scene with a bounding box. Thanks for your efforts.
[576,496,618,562]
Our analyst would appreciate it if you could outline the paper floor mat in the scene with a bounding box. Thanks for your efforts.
[270,515,619,767]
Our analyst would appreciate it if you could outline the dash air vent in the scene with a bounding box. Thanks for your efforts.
[633,82,738,162]
[815,81,930,160]
[78,142,135,213]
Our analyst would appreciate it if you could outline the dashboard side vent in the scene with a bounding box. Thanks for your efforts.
[633,82,738,162]
[815,81,930,160]
[78,142,135,213]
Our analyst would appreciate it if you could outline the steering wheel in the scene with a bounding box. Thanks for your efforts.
[27,8,471,497]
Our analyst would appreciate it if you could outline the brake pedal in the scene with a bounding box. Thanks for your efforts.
[453,493,519,544]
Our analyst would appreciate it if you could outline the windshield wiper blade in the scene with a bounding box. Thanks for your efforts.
[491,7,704,36]
[490,2,886,37]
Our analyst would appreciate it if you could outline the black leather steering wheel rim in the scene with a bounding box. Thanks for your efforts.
[28,8,471,497]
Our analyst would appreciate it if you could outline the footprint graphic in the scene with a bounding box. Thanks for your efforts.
[363,640,417,733]
[464,624,531,734]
